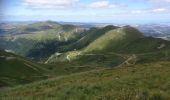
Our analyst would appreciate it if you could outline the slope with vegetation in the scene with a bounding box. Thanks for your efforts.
[59,25,119,52]
[0,50,101,87]
[0,50,49,87]
[0,61,170,99]
[46,25,170,65]
[0,21,85,60]
[0,23,170,99]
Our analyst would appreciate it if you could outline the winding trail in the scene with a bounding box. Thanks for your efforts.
[66,55,71,62]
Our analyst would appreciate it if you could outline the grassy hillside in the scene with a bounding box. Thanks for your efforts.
[83,26,143,53]
[0,50,49,87]
[0,21,85,60]
[0,50,101,87]
[1,61,170,100]
[60,25,119,52]
[0,21,60,35]
[44,26,141,63]
[46,26,170,65]
[117,37,170,53]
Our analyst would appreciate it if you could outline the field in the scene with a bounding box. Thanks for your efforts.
[0,61,170,100]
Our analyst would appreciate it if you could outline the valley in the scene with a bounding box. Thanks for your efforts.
[0,21,170,99]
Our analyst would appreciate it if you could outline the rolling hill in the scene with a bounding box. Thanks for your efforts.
[59,25,119,52]
[0,21,85,61]
[0,50,101,87]
[83,26,143,53]
[46,25,170,65]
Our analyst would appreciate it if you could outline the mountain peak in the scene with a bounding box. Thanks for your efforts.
[83,26,144,53]
[103,25,119,30]
[121,25,144,37]
[45,20,60,25]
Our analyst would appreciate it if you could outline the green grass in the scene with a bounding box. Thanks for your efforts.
[0,61,170,100]
[83,26,143,53]
[60,25,118,52]
[0,50,49,87]
[0,50,101,87]
[117,37,170,54]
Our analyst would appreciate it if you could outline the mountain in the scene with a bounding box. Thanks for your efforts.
[0,21,85,60]
[59,25,119,52]
[83,26,143,53]
[45,26,141,63]
[0,23,170,99]
[46,25,170,67]
[0,21,60,35]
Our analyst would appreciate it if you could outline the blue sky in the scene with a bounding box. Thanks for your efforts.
[1,0,170,23]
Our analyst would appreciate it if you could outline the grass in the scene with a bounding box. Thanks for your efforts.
[0,50,101,87]
[0,50,49,87]
[0,61,170,100]
[83,26,143,53]
[117,37,170,54]
[60,25,118,52]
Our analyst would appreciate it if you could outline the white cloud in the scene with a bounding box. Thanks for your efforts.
[147,0,170,7]
[131,10,143,14]
[89,1,116,9]
[23,0,79,9]
[131,8,168,14]
[148,0,170,3]
[144,0,170,13]
[152,8,167,12]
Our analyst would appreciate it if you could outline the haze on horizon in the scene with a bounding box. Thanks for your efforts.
[1,0,170,24]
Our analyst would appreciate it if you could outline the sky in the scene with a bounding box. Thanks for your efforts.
[0,0,170,24]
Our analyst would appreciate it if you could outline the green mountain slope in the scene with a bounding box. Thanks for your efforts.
[1,61,170,99]
[60,25,119,52]
[46,26,170,65]
[117,37,170,53]
[0,50,101,87]
[0,50,49,87]
[83,26,143,53]
[0,21,60,35]
[45,26,141,63]
[0,21,85,60]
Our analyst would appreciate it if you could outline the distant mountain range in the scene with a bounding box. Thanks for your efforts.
[135,24,170,40]
[1,21,170,40]
[0,21,85,60]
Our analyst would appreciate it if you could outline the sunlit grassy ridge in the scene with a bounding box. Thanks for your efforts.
[60,25,119,52]
[83,26,143,53]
